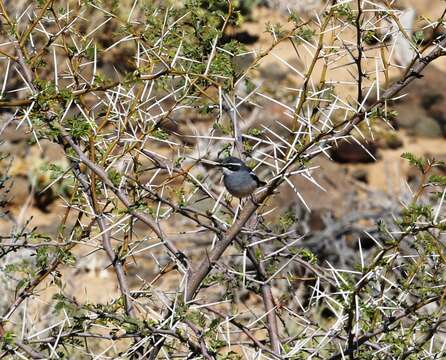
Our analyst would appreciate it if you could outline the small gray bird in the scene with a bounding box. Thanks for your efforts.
[218,157,266,198]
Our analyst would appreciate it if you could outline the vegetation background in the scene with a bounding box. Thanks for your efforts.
[0,0,446,359]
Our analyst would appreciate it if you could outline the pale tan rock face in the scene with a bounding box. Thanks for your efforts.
[265,0,323,14]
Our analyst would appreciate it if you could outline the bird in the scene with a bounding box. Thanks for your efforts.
[218,157,266,198]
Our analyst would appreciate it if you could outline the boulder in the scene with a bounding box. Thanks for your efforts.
[411,117,443,138]
[330,140,377,164]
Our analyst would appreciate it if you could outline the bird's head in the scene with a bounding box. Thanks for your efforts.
[218,157,247,172]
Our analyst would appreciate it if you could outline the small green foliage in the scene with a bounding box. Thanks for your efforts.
[362,30,378,44]
[109,0,120,15]
[199,104,214,114]
[428,174,446,187]
[34,78,57,96]
[30,232,52,242]
[369,107,398,122]
[266,22,285,39]
[298,248,317,264]
[401,152,427,173]
[0,331,15,345]
[36,246,50,267]
[208,318,221,333]
[107,168,122,187]
[216,351,242,360]
[401,204,433,225]
[334,3,355,23]
[15,278,29,293]
[187,310,206,327]
[4,259,33,275]
[203,271,225,286]
[58,89,73,105]
[174,156,185,168]
[412,30,424,46]
[57,248,76,265]
[209,338,227,352]
[213,122,232,135]
[288,11,302,26]
[93,73,106,85]
[243,140,253,153]
[33,79,60,111]
[47,163,64,180]
[219,143,232,158]
[32,57,47,69]
[151,128,169,140]
[222,40,246,56]
[27,113,57,141]
[174,187,187,207]
[53,294,78,316]
[294,26,316,44]
[248,127,262,136]
[278,210,297,230]
[66,116,92,139]
[124,70,142,85]
[266,259,279,274]
[121,319,140,334]
[244,159,257,170]
[243,77,256,93]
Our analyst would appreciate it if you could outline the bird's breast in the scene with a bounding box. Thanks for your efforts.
[223,171,258,198]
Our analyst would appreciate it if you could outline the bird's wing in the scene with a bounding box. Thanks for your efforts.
[249,172,266,186]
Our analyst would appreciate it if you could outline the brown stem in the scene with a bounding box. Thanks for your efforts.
[58,130,189,269]
[327,294,443,360]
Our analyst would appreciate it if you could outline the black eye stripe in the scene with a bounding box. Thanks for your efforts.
[225,163,242,170]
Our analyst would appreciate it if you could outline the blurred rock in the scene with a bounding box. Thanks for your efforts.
[385,133,404,149]
[406,165,420,183]
[427,101,446,134]
[267,157,357,219]
[232,52,256,75]
[259,63,290,82]
[356,233,377,250]
[351,168,368,183]
[264,0,322,15]
[6,176,31,206]
[396,104,424,128]
[404,67,446,102]
[320,307,336,319]
[411,117,443,138]
[330,140,377,164]
[420,92,443,110]
[34,187,54,213]
[308,210,325,231]
[393,66,446,137]
[1,127,31,144]
[376,132,404,150]
[41,140,66,162]
[222,30,259,45]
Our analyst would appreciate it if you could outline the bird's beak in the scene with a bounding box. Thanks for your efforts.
[200,159,222,167]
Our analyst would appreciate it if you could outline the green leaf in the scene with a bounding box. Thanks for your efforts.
[428,174,446,187]
[401,152,426,173]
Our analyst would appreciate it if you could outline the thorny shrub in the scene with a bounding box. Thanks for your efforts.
[0,0,446,359]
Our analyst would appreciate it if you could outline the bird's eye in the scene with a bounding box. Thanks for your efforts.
[228,163,240,171]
